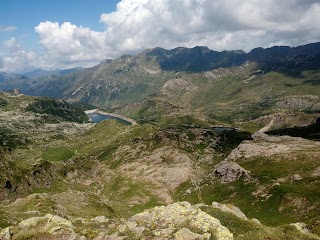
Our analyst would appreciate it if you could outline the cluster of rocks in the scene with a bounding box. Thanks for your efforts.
[0,202,234,240]
[99,202,234,240]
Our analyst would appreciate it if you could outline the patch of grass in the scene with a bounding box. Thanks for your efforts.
[32,180,69,194]
[202,206,318,240]
[102,176,163,217]
[42,148,74,161]
[12,231,55,240]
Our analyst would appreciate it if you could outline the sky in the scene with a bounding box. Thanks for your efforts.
[1,0,320,73]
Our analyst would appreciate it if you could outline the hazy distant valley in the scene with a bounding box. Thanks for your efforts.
[1,43,320,240]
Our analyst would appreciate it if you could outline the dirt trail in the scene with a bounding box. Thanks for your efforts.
[258,116,275,133]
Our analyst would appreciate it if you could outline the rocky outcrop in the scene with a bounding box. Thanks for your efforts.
[100,202,234,240]
[211,202,248,220]
[214,161,251,183]
[161,77,199,96]
[0,228,10,240]
[118,146,193,203]
[3,214,86,240]
[251,132,282,142]
[227,133,320,161]
[276,96,317,111]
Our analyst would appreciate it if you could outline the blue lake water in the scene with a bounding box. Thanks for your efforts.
[86,113,132,125]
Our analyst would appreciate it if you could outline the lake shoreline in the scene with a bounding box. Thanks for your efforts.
[85,109,138,125]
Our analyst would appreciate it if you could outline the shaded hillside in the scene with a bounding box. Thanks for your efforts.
[267,117,320,140]
[26,97,88,123]
[247,43,320,75]
[146,46,246,72]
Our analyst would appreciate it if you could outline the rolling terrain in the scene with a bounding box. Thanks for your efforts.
[2,42,320,123]
[1,42,320,239]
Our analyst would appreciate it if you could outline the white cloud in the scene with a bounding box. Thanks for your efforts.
[1,38,37,73]
[99,0,320,52]
[4,37,21,51]
[1,0,320,73]
[0,26,17,32]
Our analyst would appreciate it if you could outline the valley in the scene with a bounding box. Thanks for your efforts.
[1,43,320,239]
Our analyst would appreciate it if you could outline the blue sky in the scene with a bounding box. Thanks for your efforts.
[1,0,320,73]
[0,0,120,53]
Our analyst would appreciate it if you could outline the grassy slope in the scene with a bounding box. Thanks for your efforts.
[161,69,320,122]
[1,91,320,238]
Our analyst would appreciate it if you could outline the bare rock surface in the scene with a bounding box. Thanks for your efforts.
[161,77,198,96]
[211,202,248,220]
[118,146,193,203]
[214,161,251,183]
[227,133,320,161]
[7,213,85,239]
[109,202,234,240]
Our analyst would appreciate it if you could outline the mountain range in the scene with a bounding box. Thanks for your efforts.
[2,42,320,123]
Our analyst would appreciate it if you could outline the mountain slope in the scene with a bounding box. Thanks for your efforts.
[0,94,320,238]
[2,43,320,124]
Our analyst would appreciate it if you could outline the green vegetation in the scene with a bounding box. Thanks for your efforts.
[12,231,54,240]
[202,206,318,240]
[0,97,7,107]
[1,47,320,238]
[41,148,74,161]
[0,127,28,149]
[26,97,88,123]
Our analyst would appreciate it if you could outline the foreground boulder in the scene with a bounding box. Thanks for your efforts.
[1,214,85,240]
[99,202,234,240]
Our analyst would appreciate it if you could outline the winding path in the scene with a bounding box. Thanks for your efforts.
[258,116,276,133]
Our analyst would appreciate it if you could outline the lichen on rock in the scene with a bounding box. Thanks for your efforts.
[114,202,234,240]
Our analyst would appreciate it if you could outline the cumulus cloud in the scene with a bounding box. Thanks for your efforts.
[34,21,110,69]
[1,38,38,73]
[1,0,320,73]
[0,26,17,32]
[100,0,320,52]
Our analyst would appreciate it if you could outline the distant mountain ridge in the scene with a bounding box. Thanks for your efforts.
[145,42,320,73]
[145,46,246,72]
[0,72,29,83]
[23,67,83,79]
[1,42,320,121]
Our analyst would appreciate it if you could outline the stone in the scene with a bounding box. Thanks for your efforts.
[212,202,248,220]
[185,189,192,195]
[153,228,175,238]
[290,222,310,234]
[292,174,302,181]
[91,216,109,223]
[251,218,262,225]
[214,161,251,183]
[174,228,206,240]
[94,233,126,240]
[312,166,320,177]
[251,132,282,142]
[15,214,85,239]
[0,227,11,240]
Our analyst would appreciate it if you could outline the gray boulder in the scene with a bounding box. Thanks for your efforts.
[214,161,251,183]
